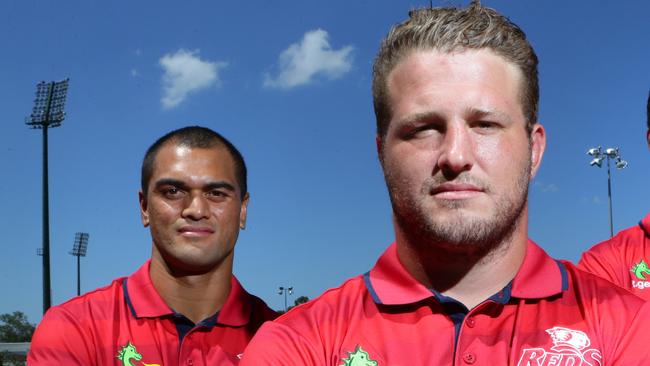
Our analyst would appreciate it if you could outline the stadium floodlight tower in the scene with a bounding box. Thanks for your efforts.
[278,286,294,312]
[26,78,70,314]
[70,232,89,296]
[587,146,628,238]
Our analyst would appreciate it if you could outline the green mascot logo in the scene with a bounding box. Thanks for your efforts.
[116,342,160,366]
[631,259,650,280]
[340,345,378,366]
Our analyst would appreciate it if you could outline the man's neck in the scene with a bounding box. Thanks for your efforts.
[149,254,232,324]
[396,225,527,310]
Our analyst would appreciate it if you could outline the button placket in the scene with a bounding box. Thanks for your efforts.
[462,352,476,364]
[466,317,476,328]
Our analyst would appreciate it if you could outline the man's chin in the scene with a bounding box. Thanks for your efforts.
[167,258,217,276]
[162,249,228,275]
[428,195,489,211]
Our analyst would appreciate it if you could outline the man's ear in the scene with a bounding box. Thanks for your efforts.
[529,123,546,179]
[139,190,150,227]
[239,192,250,230]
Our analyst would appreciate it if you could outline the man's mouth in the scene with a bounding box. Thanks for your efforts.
[430,182,484,199]
[178,226,215,237]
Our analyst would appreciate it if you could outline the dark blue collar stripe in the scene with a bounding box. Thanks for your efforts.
[363,272,382,305]
[555,260,569,291]
[640,220,650,237]
[122,279,138,318]
[487,281,512,304]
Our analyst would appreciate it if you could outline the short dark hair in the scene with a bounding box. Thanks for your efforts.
[141,126,247,200]
[373,1,539,138]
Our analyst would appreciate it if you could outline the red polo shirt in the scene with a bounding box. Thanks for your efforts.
[578,213,650,301]
[28,261,277,366]
[242,241,650,365]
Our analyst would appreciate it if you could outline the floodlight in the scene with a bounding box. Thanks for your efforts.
[26,78,70,313]
[278,286,295,311]
[586,145,627,238]
[70,232,89,296]
[586,147,601,156]
[604,148,619,157]
[70,232,89,257]
[589,158,603,167]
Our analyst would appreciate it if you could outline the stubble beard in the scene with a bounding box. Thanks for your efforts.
[387,162,531,260]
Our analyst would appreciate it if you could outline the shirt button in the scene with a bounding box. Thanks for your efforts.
[463,352,476,364]
[466,317,476,328]
[187,360,193,366]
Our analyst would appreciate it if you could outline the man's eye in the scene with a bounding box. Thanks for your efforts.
[208,190,226,198]
[470,122,501,135]
[162,187,181,197]
[407,125,440,139]
[474,121,499,130]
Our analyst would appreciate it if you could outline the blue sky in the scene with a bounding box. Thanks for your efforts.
[1,0,649,324]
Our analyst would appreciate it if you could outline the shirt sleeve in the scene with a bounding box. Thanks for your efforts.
[27,305,96,366]
[577,241,625,287]
[240,321,322,366]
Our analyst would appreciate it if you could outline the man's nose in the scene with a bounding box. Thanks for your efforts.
[182,193,210,221]
[436,123,474,175]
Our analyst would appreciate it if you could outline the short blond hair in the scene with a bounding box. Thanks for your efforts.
[372,1,539,137]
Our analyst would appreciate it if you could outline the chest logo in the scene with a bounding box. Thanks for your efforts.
[630,259,650,289]
[631,259,650,280]
[517,326,602,366]
[340,345,378,366]
[117,341,161,366]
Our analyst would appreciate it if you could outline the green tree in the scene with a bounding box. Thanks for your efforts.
[0,311,35,342]
[293,296,309,306]
[281,295,310,313]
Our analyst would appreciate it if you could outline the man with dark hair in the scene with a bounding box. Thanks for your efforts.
[29,126,277,365]
[578,92,650,300]
[242,3,650,365]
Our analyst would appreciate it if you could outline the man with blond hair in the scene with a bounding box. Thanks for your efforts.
[242,3,650,365]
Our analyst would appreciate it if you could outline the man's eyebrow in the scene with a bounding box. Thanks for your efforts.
[464,107,514,124]
[154,178,188,190]
[204,182,236,192]
[397,111,445,125]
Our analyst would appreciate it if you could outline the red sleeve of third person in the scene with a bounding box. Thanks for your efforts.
[578,238,625,286]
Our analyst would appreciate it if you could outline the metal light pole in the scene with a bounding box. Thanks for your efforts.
[26,79,70,314]
[587,146,628,238]
[70,232,89,296]
[278,286,294,312]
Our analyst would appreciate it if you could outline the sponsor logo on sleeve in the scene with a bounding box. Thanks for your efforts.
[517,327,602,366]
[631,259,650,289]
[340,345,378,366]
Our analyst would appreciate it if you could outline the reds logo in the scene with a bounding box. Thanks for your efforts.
[517,326,602,366]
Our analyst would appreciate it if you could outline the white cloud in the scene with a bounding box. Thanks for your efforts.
[534,181,559,193]
[134,49,142,56]
[264,29,353,89]
[130,69,140,77]
[159,49,227,109]
[582,196,602,205]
